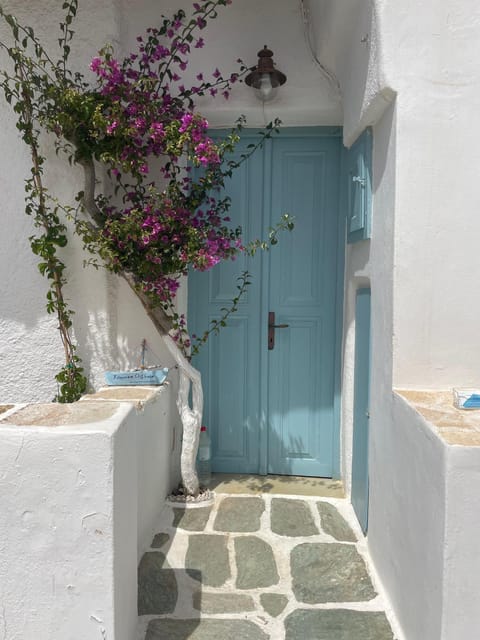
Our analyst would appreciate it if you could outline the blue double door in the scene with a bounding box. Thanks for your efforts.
[189,129,342,477]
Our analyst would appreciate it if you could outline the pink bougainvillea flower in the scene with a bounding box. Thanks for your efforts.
[86,0,252,349]
[89,57,102,72]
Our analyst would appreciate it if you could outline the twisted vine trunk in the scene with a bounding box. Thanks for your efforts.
[80,159,203,496]
[163,336,202,496]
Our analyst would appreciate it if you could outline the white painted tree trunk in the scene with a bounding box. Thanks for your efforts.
[163,335,203,496]
[80,159,204,496]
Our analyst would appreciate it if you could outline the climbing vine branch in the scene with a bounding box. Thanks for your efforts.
[0,5,87,401]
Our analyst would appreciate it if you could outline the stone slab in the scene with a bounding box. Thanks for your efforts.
[291,543,376,603]
[284,609,394,640]
[146,618,269,640]
[214,496,264,532]
[235,536,279,589]
[260,593,288,617]
[173,506,212,531]
[193,592,255,613]
[209,474,344,498]
[151,532,170,549]
[186,534,230,587]
[0,405,14,416]
[81,386,161,403]
[271,498,318,537]
[138,552,178,615]
[317,502,357,542]
[395,389,480,446]
[2,402,116,426]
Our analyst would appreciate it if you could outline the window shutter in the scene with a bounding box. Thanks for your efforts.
[345,129,372,243]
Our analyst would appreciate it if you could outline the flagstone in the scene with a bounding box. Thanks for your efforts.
[214,496,264,532]
[260,593,289,617]
[138,552,177,615]
[284,609,394,639]
[317,502,357,542]
[145,618,270,640]
[193,592,255,613]
[150,532,170,549]
[186,534,230,587]
[173,506,212,531]
[235,536,279,589]
[291,543,376,603]
[271,498,318,537]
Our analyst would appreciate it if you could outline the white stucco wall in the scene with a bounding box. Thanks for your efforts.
[0,386,180,640]
[135,374,182,558]
[378,0,480,388]
[0,403,132,640]
[367,393,480,640]
[0,0,180,403]
[442,445,480,639]
[369,393,446,640]
[118,0,342,129]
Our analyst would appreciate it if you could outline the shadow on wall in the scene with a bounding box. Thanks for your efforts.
[71,270,178,391]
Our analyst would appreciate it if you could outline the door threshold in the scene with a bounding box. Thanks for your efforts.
[209,473,344,498]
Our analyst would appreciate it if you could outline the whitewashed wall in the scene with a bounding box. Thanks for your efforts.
[369,393,446,640]
[0,0,179,402]
[381,0,480,388]
[368,393,480,640]
[119,0,342,129]
[0,386,181,640]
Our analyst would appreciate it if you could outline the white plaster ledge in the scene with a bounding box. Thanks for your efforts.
[80,382,171,411]
[386,389,480,640]
[0,403,25,421]
[0,380,180,640]
[0,383,172,429]
[395,388,480,446]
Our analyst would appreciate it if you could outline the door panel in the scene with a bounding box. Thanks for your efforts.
[189,138,264,473]
[189,130,341,476]
[267,137,340,476]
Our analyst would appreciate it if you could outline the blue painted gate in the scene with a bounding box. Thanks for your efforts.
[351,288,371,532]
[189,129,342,477]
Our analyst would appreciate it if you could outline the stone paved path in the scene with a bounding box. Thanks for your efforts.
[136,494,398,640]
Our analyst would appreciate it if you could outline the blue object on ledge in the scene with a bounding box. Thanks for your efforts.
[104,367,169,386]
[463,394,480,408]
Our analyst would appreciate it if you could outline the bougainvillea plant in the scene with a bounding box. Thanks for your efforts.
[0,0,293,494]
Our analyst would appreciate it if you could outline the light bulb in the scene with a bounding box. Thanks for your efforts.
[254,73,278,102]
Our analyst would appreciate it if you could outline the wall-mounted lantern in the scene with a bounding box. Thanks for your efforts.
[245,46,287,102]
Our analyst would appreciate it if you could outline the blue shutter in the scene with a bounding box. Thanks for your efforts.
[345,129,372,243]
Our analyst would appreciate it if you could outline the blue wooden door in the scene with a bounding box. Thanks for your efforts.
[351,288,371,532]
[189,129,342,477]
[267,136,340,476]
[189,136,265,474]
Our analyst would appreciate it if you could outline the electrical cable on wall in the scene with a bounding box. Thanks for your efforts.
[299,0,341,95]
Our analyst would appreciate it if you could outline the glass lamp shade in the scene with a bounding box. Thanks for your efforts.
[254,73,278,102]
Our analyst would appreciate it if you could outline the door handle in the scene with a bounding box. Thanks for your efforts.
[268,312,289,350]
